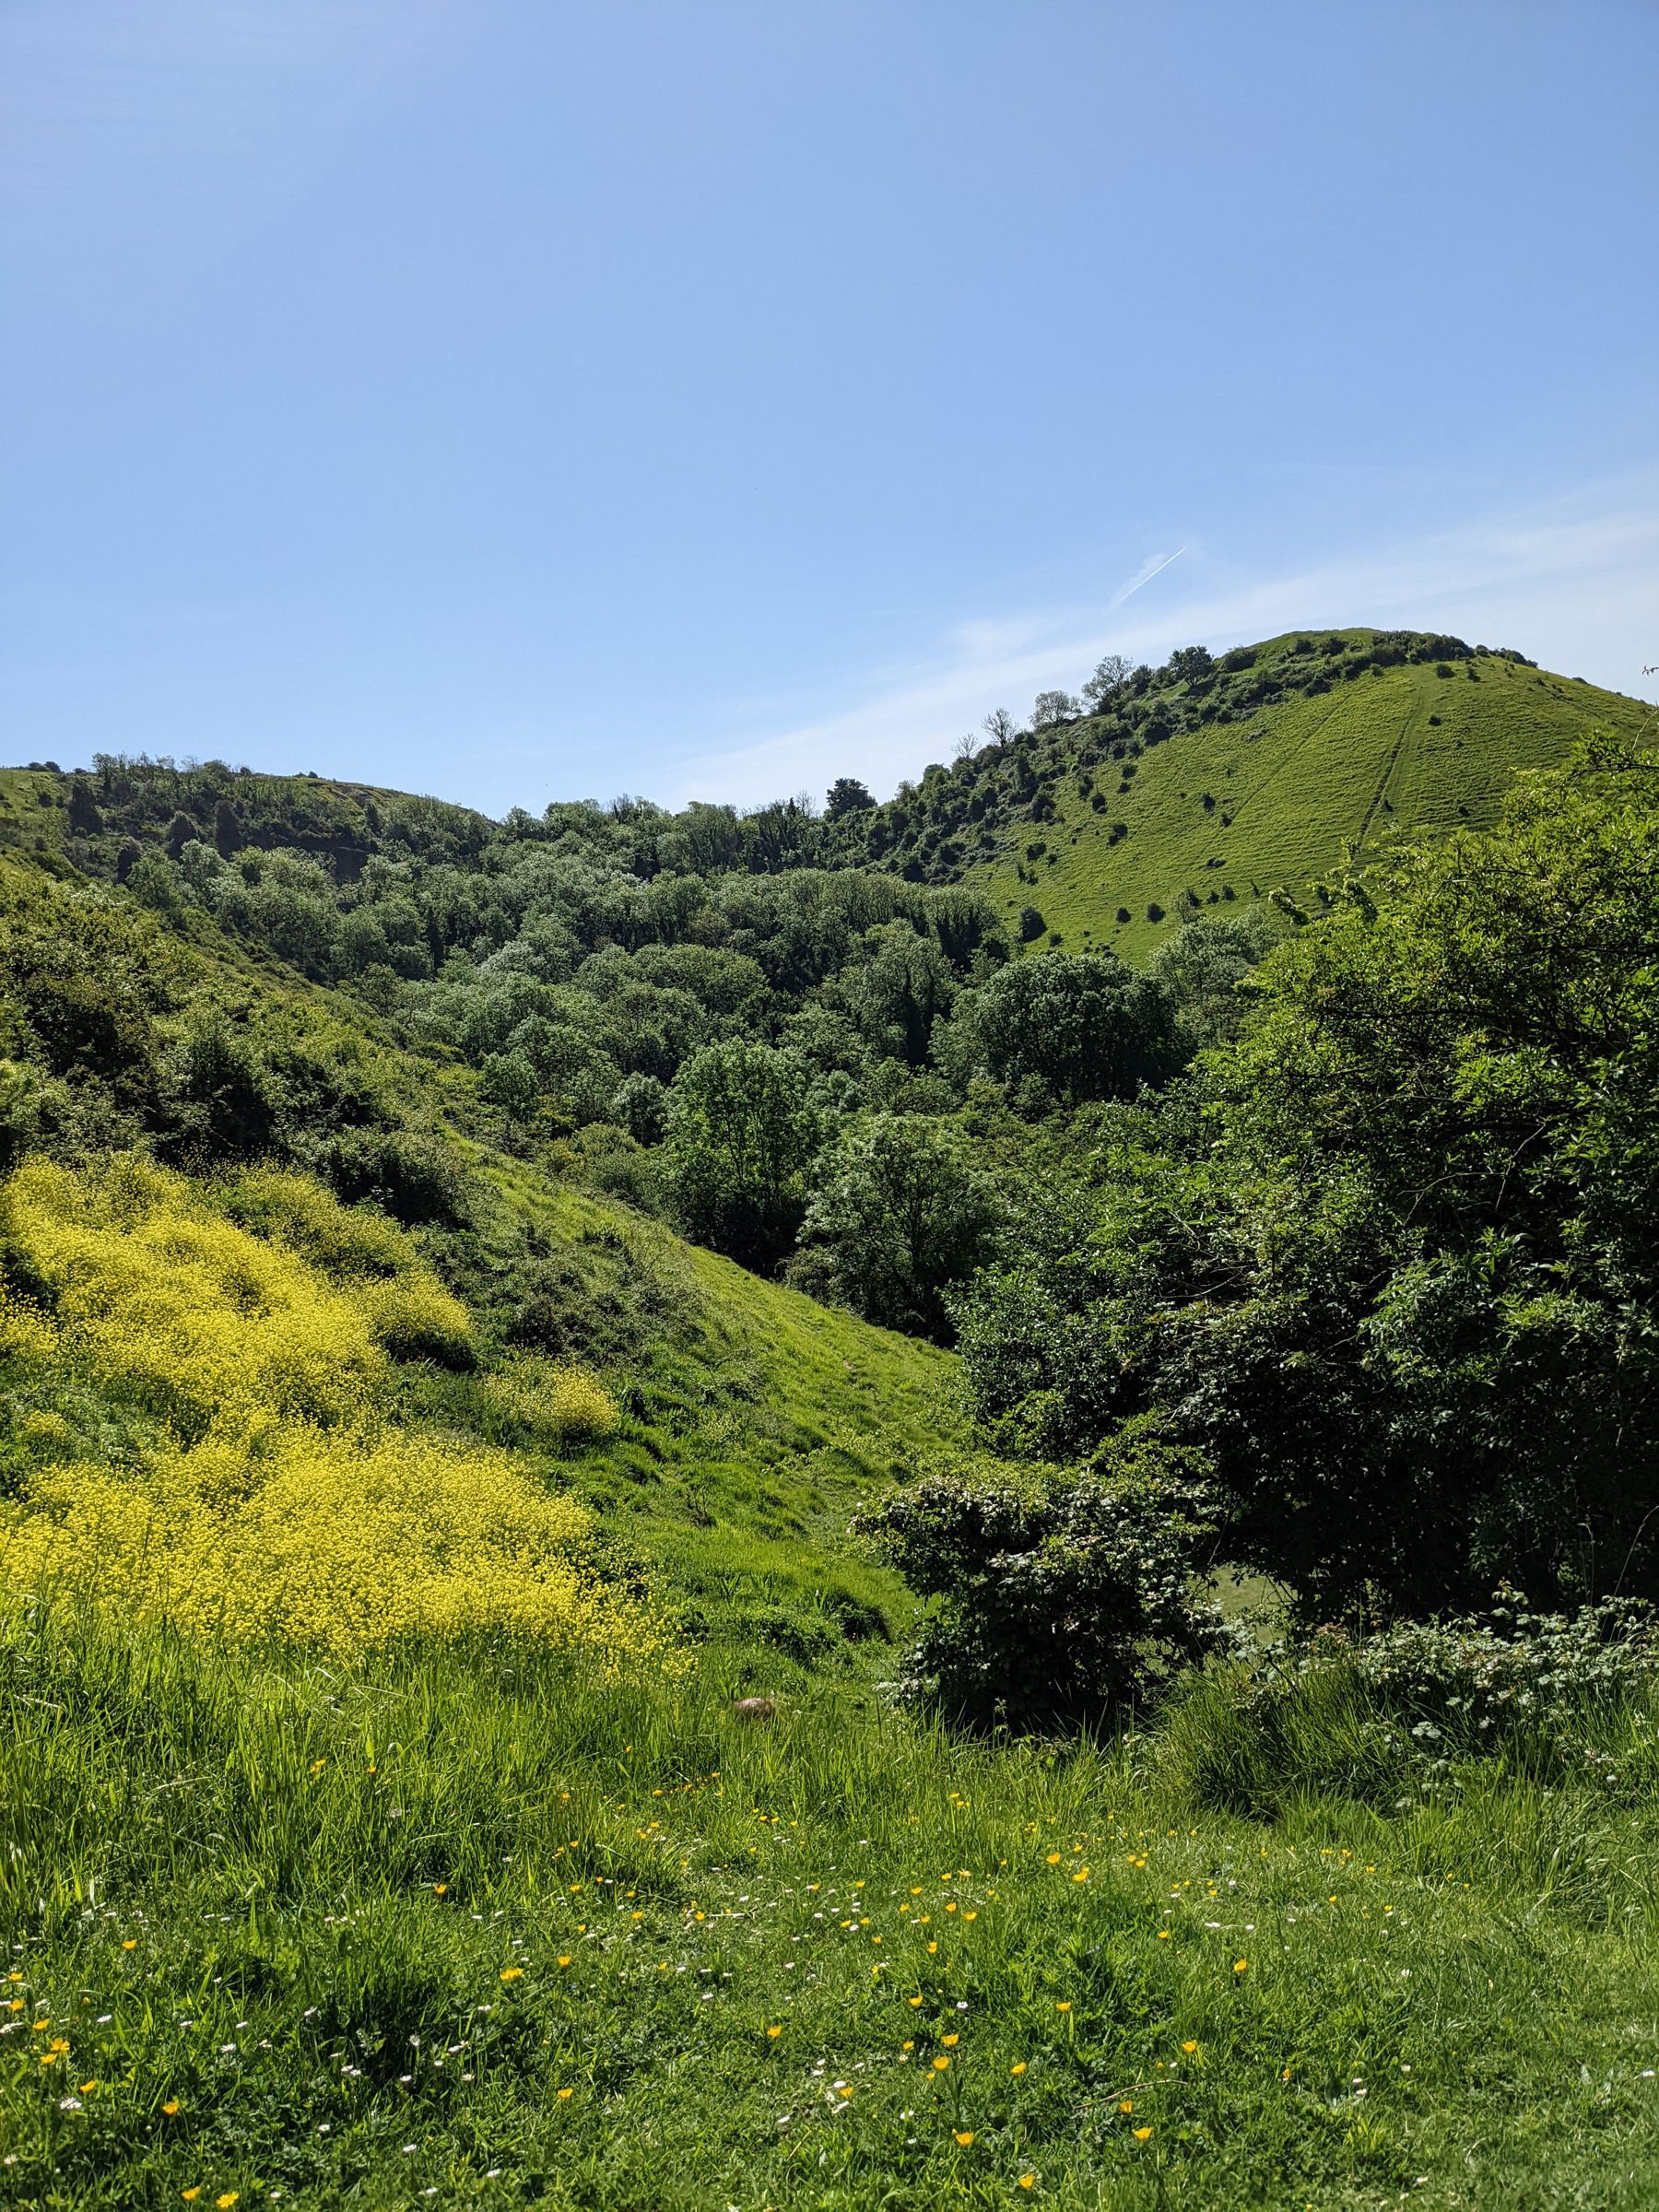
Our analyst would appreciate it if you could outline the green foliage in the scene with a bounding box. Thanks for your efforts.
[795,1113,1002,1342]
[1146,908,1280,1050]
[1162,1597,1659,1820]
[828,919,959,1068]
[663,1041,822,1270]
[970,948,1177,1106]
[825,775,874,818]
[858,1437,1228,1729]
[958,756,1659,1618]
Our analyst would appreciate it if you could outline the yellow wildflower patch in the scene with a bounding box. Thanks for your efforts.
[0,1162,679,1672]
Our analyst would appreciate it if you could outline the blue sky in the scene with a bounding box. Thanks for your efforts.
[4,1,1656,815]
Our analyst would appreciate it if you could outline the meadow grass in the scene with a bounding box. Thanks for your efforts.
[6,1606,1659,2210]
[975,649,1650,959]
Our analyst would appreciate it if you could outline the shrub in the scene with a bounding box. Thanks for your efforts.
[317,1126,469,1226]
[482,1357,621,1449]
[858,1436,1227,1730]
[1161,1598,1659,1816]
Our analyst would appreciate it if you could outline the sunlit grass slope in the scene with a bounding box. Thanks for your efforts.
[977,641,1651,960]
[0,1141,956,1682]
[0,765,69,865]
[431,1153,960,1661]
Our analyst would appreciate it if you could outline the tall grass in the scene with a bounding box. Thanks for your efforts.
[6,1605,1659,2208]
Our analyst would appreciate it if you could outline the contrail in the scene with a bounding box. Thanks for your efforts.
[1112,545,1187,608]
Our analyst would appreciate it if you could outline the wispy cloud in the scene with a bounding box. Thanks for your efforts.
[665,479,1659,808]
[1110,546,1186,607]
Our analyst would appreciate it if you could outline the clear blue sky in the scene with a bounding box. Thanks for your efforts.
[5,0,1656,815]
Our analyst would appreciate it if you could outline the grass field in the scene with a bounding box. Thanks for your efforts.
[974,647,1652,960]
[6,1610,1659,2210]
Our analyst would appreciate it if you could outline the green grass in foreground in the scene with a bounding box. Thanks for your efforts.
[6,1609,1659,2210]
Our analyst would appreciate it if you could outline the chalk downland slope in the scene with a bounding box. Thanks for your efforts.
[970,634,1651,960]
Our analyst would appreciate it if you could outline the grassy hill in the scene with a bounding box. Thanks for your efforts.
[970,632,1652,959]
[8,651,1659,2206]
[0,844,952,1672]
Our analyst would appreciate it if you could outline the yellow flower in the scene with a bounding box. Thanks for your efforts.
[1054,2001,1072,2013]
[963,1910,978,1922]
[163,2100,181,2115]
[500,1967,524,1983]
[1119,2100,1134,2113]
[1233,1959,1249,1973]
[1046,1853,1061,1865]
[556,2087,573,2100]
[1133,2125,1152,2142]
[1157,1930,1171,1940]
[941,2032,959,2047]
[217,2195,240,2209]
[1181,2041,1198,2054]
[901,2040,914,2053]
[182,2194,201,2205]
[557,1956,571,1968]
[79,2080,97,2094]
[432,1883,448,1896]
[1018,2178,1036,2191]
[766,2026,782,2039]
[1010,2061,1028,2076]
[1072,1868,1090,1883]
[908,1995,924,2008]
[122,1938,137,1951]
[932,2054,950,2072]
[310,1759,326,1775]
[926,1941,937,1955]
[954,2131,975,2147]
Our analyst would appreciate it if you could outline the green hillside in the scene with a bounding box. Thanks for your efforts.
[453,1154,958,1652]
[0,848,951,1668]
[971,632,1651,959]
[8,653,1659,2208]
